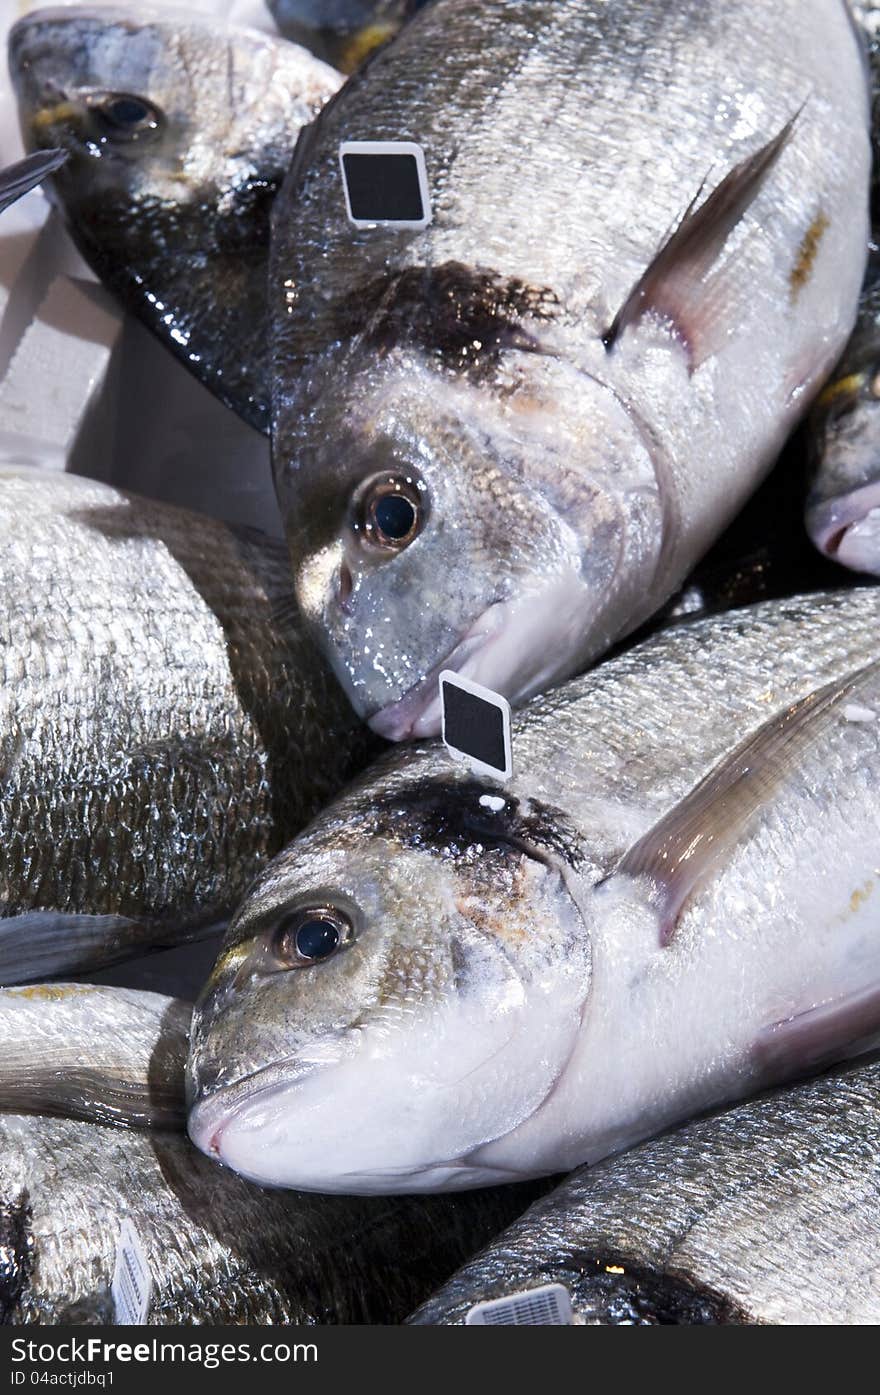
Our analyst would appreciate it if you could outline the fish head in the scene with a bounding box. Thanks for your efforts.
[275,267,662,740]
[807,364,880,576]
[8,6,339,254]
[187,772,592,1192]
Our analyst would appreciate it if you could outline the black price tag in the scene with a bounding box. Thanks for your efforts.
[440,672,512,782]
[339,141,432,228]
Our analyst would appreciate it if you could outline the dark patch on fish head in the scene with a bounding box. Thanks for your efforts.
[187,771,591,1192]
[0,1189,32,1322]
[334,262,561,385]
[275,262,656,738]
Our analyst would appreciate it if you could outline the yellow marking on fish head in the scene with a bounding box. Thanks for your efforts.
[31,101,79,133]
[338,22,397,73]
[790,210,830,301]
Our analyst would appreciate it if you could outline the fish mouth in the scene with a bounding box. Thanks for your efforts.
[368,568,591,742]
[807,480,880,576]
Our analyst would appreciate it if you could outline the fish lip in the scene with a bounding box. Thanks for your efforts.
[188,1040,350,1153]
[367,602,510,742]
[807,480,880,573]
[190,1070,523,1192]
[368,569,590,741]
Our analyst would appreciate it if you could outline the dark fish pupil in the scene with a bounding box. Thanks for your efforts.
[374,493,416,540]
[295,917,340,962]
[109,98,150,125]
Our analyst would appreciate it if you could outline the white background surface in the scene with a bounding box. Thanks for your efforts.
[0,0,286,534]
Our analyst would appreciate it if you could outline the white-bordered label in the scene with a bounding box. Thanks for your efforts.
[339,140,432,228]
[466,1283,574,1325]
[440,670,513,783]
[112,1218,152,1325]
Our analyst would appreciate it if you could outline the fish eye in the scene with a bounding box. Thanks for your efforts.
[353,473,426,552]
[271,907,353,969]
[88,92,163,142]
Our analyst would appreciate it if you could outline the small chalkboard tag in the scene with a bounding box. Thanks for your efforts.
[112,1219,152,1325]
[440,671,512,782]
[465,1283,574,1326]
[339,140,432,228]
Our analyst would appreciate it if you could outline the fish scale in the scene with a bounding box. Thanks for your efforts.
[0,467,369,982]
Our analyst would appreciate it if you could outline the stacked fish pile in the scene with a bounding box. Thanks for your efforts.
[0,0,879,1325]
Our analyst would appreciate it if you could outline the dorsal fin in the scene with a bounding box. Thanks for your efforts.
[613,659,879,945]
[0,148,67,215]
[603,113,800,367]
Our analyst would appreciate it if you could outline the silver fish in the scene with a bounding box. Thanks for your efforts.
[409,1057,880,1326]
[8,6,341,432]
[0,147,66,213]
[0,466,367,982]
[0,1112,542,1324]
[0,985,189,1130]
[268,1,432,72]
[807,275,880,573]
[807,5,880,573]
[270,0,869,740]
[189,587,880,1193]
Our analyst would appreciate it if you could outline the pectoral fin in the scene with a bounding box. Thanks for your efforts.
[603,114,799,368]
[614,660,879,945]
[756,984,880,1078]
[0,911,220,984]
[0,148,67,215]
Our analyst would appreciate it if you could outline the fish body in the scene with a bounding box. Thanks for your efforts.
[0,1113,541,1323]
[189,586,880,1193]
[270,0,869,739]
[807,271,880,572]
[0,985,189,1130]
[0,467,367,982]
[8,7,342,432]
[409,1058,880,1326]
[807,5,880,574]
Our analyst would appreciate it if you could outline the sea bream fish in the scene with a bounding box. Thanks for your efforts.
[806,0,880,559]
[0,467,367,983]
[807,273,880,573]
[268,0,433,72]
[269,0,870,740]
[7,6,342,433]
[807,4,880,573]
[189,587,880,1194]
[409,1057,880,1325]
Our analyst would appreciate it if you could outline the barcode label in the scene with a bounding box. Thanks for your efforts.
[465,1283,573,1325]
[112,1219,152,1325]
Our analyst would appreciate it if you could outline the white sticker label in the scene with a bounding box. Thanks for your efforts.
[339,140,432,229]
[465,1283,573,1325]
[112,1219,152,1325]
[440,671,513,783]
